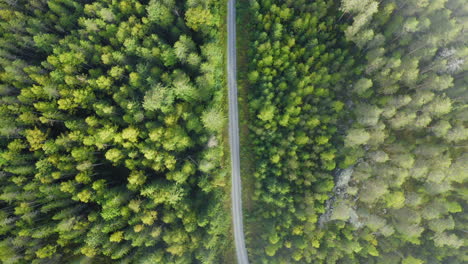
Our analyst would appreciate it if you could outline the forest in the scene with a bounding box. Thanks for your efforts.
[0,0,466,263]
[0,0,231,263]
[240,0,467,263]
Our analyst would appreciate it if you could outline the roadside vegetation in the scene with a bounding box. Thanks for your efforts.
[236,0,256,215]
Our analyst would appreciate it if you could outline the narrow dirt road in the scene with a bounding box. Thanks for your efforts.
[227,0,249,263]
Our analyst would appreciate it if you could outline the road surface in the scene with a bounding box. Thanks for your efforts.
[227,0,249,263]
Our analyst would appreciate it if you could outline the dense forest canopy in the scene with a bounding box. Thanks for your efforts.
[240,0,467,263]
[0,0,466,263]
[0,0,230,263]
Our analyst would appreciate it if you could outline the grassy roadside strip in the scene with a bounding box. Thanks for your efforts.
[236,0,258,258]
[219,0,236,262]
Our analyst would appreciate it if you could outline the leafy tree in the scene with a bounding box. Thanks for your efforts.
[345,128,370,147]
[147,0,176,26]
[185,7,214,31]
[143,84,175,113]
[202,108,225,133]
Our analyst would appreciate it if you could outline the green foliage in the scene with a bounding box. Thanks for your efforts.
[327,0,467,263]
[147,0,175,26]
[242,0,359,262]
[243,0,467,263]
[185,7,214,31]
[202,108,225,133]
[1,0,466,263]
[0,0,229,263]
[35,245,56,259]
